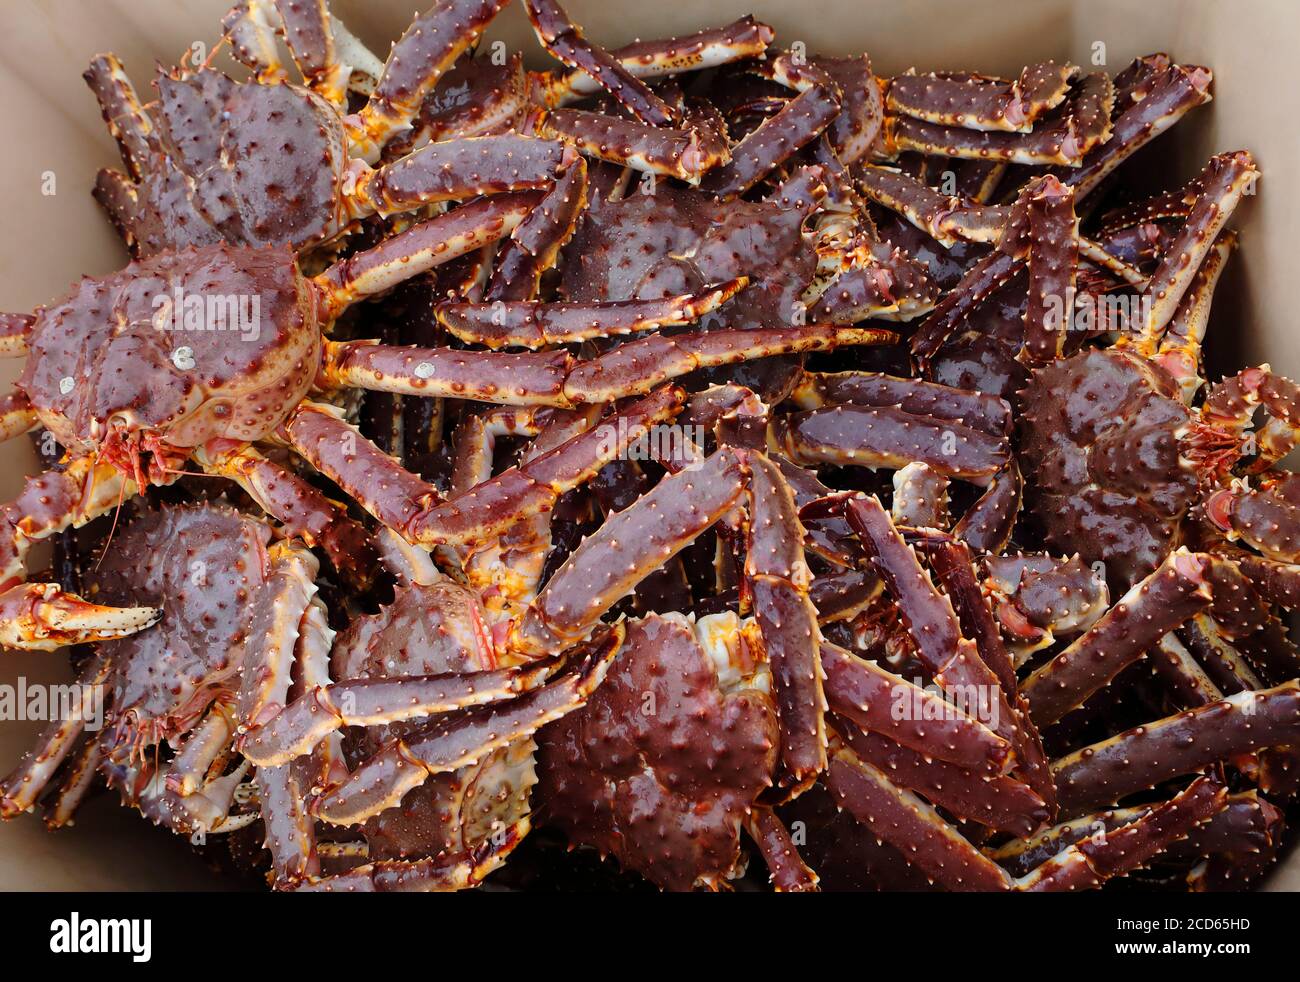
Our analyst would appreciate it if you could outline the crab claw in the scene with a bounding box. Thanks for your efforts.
[0,583,160,651]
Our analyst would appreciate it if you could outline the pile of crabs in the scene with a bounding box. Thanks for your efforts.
[0,0,1298,893]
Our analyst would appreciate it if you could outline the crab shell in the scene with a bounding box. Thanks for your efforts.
[84,503,273,749]
[536,612,778,891]
[330,583,535,865]
[20,244,320,467]
[1020,347,1197,584]
[127,69,350,255]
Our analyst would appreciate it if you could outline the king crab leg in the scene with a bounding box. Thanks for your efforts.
[436,279,747,348]
[484,158,588,302]
[0,655,111,816]
[321,322,895,407]
[886,62,1078,133]
[538,16,775,107]
[701,54,843,199]
[281,386,683,549]
[820,641,1011,772]
[1014,773,1228,891]
[1062,62,1213,200]
[345,0,515,161]
[1053,680,1300,816]
[884,72,1114,167]
[308,628,621,825]
[533,105,731,184]
[1021,549,1212,727]
[921,538,1055,812]
[824,738,1013,892]
[745,806,820,892]
[523,0,680,126]
[1120,151,1257,356]
[832,717,1048,837]
[195,443,378,590]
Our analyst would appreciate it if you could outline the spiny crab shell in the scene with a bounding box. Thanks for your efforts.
[21,244,319,481]
[1019,347,1196,584]
[109,67,351,255]
[331,583,534,865]
[84,502,273,753]
[536,612,778,891]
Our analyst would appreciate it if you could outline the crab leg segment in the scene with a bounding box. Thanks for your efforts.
[1053,681,1300,816]
[196,444,377,589]
[910,250,1020,365]
[746,807,819,892]
[237,545,319,732]
[0,655,111,817]
[345,0,514,160]
[1063,63,1213,200]
[1016,773,1228,891]
[0,393,38,442]
[922,539,1054,812]
[820,642,1010,773]
[855,165,1005,246]
[293,819,528,892]
[1128,152,1257,353]
[887,72,1114,166]
[701,56,842,199]
[485,158,588,302]
[953,462,1022,555]
[321,339,572,404]
[535,108,730,183]
[745,452,827,787]
[1020,177,1077,365]
[843,497,1012,723]
[515,449,747,657]
[825,743,1012,892]
[887,63,1078,133]
[43,736,104,829]
[834,719,1048,837]
[241,661,557,767]
[779,405,1009,480]
[542,16,775,105]
[524,0,679,126]
[891,463,950,530]
[311,628,621,826]
[794,372,1012,437]
[257,763,319,887]
[82,54,158,180]
[350,135,577,218]
[562,325,896,405]
[315,190,545,311]
[327,323,892,407]
[1022,549,1212,727]
[436,279,747,349]
[286,387,682,549]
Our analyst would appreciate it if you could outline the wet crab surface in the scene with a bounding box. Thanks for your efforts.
[2,0,1300,893]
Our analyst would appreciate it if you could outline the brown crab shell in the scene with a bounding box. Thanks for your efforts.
[21,243,320,454]
[536,613,779,891]
[1019,347,1197,584]
[84,503,273,740]
[143,70,349,254]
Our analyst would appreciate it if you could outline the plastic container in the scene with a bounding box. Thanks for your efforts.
[0,0,1295,889]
